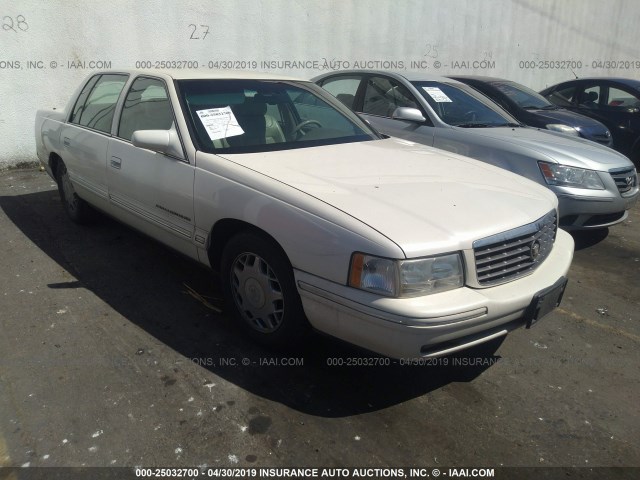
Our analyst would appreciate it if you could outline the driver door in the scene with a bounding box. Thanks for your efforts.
[106,76,197,260]
[357,75,435,146]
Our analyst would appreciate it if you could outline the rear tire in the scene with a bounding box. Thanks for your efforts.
[56,161,92,224]
[220,232,310,349]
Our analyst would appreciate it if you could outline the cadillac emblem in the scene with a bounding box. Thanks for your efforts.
[530,240,541,261]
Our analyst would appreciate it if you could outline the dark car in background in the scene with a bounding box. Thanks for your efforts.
[540,78,640,166]
[450,76,613,147]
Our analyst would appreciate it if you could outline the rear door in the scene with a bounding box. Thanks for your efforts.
[106,75,197,259]
[61,73,128,209]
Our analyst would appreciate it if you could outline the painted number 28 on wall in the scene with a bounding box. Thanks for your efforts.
[2,15,28,32]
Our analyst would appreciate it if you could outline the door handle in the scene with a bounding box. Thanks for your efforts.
[110,156,122,169]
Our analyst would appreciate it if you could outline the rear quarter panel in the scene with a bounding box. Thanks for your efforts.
[35,110,66,172]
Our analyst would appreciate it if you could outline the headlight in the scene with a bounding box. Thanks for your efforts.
[349,252,464,298]
[546,124,580,136]
[538,161,605,190]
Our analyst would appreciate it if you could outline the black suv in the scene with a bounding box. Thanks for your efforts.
[539,77,640,166]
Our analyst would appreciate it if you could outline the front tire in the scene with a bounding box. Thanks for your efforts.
[220,232,310,348]
[56,161,91,224]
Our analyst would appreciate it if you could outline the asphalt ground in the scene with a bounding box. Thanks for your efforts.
[0,168,638,477]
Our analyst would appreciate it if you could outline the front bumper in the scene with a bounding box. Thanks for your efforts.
[295,229,574,359]
[554,166,638,229]
[556,187,638,229]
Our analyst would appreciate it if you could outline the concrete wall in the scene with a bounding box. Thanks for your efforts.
[2,0,639,168]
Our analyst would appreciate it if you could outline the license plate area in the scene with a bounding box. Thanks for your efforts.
[525,277,568,328]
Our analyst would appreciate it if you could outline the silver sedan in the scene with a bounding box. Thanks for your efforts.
[313,71,639,230]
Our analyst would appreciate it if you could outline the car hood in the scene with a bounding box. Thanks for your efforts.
[221,138,557,258]
[458,126,632,170]
[526,108,608,131]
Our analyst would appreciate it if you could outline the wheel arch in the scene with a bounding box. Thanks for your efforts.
[630,137,640,168]
[49,152,63,181]
[207,218,291,273]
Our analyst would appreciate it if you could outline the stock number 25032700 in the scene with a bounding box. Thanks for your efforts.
[134,60,199,69]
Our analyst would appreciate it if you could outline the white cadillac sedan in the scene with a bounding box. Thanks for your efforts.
[35,70,574,359]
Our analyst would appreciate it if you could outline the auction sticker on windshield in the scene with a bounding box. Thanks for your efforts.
[422,87,452,102]
[196,106,244,140]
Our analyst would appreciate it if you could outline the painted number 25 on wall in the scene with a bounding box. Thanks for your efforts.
[3,15,28,32]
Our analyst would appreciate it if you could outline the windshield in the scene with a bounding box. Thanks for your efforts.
[492,81,554,109]
[411,81,517,127]
[177,79,376,154]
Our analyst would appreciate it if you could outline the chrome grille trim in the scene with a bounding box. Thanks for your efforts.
[609,167,638,195]
[473,210,557,286]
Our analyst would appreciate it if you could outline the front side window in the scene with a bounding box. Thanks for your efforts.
[70,74,128,133]
[118,77,174,141]
[363,76,418,117]
[412,81,515,127]
[178,79,376,154]
[579,85,602,109]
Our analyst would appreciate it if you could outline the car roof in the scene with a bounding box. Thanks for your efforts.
[551,77,640,88]
[313,70,465,85]
[447,75,510,84]
[92,69,304,82]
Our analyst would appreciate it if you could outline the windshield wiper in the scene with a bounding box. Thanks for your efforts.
[456,122,522,128]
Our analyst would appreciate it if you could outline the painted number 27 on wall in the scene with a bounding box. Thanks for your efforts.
[188,24,210,40]
[3,15,28,32]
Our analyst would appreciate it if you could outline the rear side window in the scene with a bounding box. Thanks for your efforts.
[70,74,128,134]
[321,76,361,109]
[606,86,640,109]
[69,75,100,124]
[118,77,174,141]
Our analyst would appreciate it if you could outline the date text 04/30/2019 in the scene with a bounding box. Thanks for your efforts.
[134,467,496,478]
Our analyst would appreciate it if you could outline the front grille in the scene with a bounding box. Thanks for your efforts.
[559,215,579,227]
[473,211,557,286]
[610,167,638,195]
[583,211,625,227]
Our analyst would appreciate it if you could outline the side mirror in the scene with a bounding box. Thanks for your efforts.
[131,130,183,159]
[392,107,426,123]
